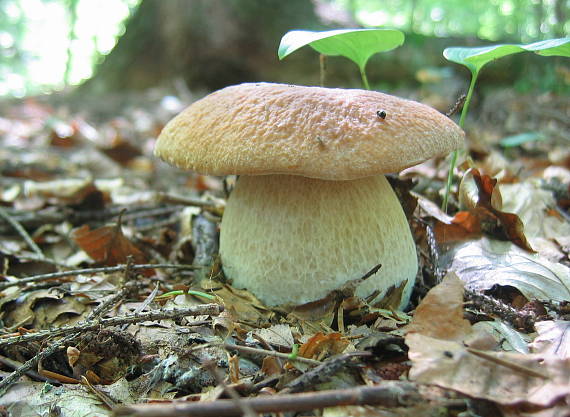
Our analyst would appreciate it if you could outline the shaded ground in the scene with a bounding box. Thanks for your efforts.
[0,84,568,417]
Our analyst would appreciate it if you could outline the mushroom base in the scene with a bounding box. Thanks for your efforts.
[219,174,418,307]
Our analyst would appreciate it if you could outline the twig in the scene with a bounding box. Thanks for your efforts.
[283,351,372,394]
[157,192,220,209]
[0,275,144,395]
[0,303,223,396]
[446,93,466,117]
[119,282,159,331]
[465,289,536,332]
[0,354,60,384]
[0,263,196,291]
[89,281,139,320]
[0,331,83,396]
[0,304,223,348]
[113,382,421,417]
[0,206,45,260]
[9,254,71,268]
[81,375,116,409]
[223,343,321,366]
[203,361,257,417]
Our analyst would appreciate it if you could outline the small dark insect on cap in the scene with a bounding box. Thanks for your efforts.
[377,110,387,119]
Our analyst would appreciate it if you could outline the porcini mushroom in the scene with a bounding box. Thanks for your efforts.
[155,83,464,308]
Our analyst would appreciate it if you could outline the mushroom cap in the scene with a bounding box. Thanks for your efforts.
[154,83,464,180]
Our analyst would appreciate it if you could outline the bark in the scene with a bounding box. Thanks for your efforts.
[84,0,325,93]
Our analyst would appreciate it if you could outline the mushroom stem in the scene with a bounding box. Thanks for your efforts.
[219,174,417,307]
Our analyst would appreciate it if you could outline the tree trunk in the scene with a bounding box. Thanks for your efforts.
[84,0,325,93]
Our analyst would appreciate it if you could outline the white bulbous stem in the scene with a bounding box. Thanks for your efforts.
[220,174,417,307]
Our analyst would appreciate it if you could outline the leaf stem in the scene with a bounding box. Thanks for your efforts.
[319,54,327,87]
[442,71,478,212]
[359,66,371,90]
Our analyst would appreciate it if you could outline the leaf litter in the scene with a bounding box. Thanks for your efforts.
[0,88,568,417]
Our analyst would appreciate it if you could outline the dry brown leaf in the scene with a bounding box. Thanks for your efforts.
[71,223,147,266]
[201,280,273,327]
[450,238,570,302]
[499,182,570,250]
[406,273,471,341]
[406,269,570,410]
[250,324,294,349]
[298,332,349,361]
[434,168,535,251]
[407,333,570,408]
[530,321,570,358]
[261,356,282,376]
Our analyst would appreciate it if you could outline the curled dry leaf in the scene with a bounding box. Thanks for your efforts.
[450,238,570,302]
[436,168,534,252]
[499,181,570,241]
[71,222,147,267]
[299,332,350,361]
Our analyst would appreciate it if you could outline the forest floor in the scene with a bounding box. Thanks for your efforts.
[0,85,568,417]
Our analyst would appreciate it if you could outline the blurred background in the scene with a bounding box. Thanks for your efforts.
[1,0,568,98]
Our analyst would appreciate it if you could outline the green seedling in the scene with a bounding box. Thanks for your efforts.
[288,343,300,360]
[156,289,215,300]
[442,37,570,211]
[278,28,404,89]
[499,132,545,148]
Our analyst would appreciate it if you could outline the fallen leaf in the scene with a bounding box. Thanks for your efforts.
[261,356,282,376]
[406,273,471,341]
[472,320,530,353]
[499,181,570,241]
[450,168,535,252]
[298,332,349,361]
[71,222,147,267]
[407,333,570,407]
[406,268,570,410]
[249,324,294,349]
[450,238,570,302]
[530,321,570,358]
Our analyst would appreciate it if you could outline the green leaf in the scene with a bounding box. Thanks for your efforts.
[525,38,570,56]
[443,37,570,76]
[278,28,404,72]
[499,132,545,148]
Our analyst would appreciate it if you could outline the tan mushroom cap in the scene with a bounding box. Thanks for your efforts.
[154,83,464,180]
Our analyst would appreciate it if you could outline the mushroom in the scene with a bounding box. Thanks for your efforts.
[154,83,464,308]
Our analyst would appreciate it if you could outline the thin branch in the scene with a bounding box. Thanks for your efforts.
[157,192,220,209]
[0,304,223,348]
[283,351,372,394]
[465,289,537,332]
[0,206,45,260]
[203,361,257,417]
[0,274,150,395]
[0,330,83,396]
[113,382,422,417]
[119,282,159,331]
[89,281,139,320]
[223,343,322,366]
[0,263,196,291]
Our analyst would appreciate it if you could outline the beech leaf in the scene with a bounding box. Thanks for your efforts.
[72,223,147,267]
[530,321,570,358]
[450,238,570,302]
[278,28,404,72]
